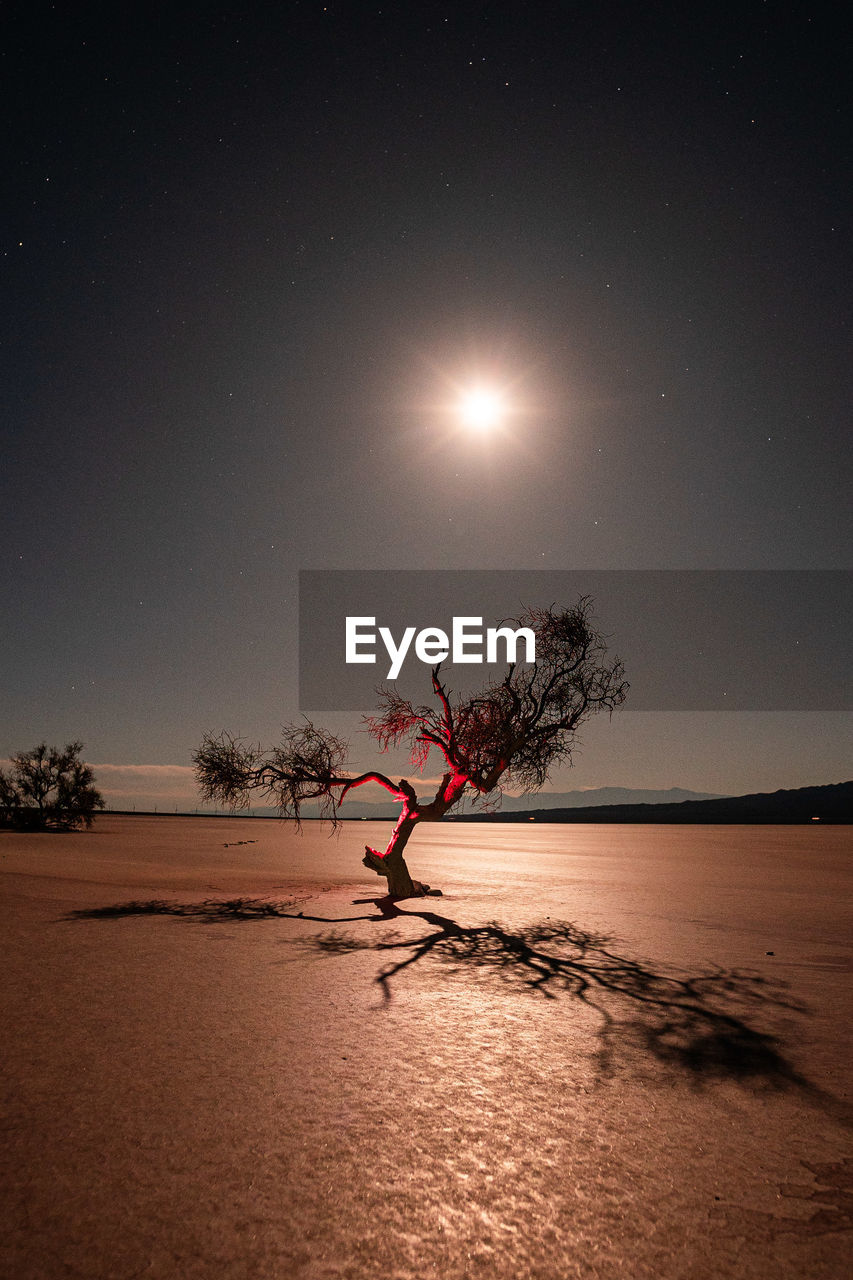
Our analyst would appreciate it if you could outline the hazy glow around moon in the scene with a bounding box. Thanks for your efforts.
[457,386,506,430]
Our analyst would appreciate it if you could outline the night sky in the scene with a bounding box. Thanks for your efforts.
[2,2,850,810]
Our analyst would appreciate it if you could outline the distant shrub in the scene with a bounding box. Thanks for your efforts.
[0,742,105,831]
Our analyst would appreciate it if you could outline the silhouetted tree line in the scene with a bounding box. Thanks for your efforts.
[0,742,104,831]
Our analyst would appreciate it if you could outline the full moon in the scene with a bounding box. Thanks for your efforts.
[457,386,506,430]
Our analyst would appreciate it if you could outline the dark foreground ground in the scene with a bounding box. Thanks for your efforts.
[1,817,851,1279]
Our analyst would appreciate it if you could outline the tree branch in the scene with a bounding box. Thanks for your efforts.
[339,771,417,805]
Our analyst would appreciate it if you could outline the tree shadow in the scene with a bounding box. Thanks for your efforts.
[710,1157,853,1238]
[318,896,818,1091]
[70,897,309,922]
[68,895,846,1108]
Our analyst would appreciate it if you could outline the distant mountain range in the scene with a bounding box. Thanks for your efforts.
[321,786,726,821]
[226,782,851,824]
[453,780,852,824]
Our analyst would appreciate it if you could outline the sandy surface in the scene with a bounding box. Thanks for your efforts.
[1,815,851,1279]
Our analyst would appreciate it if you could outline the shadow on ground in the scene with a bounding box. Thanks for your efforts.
[67,892,846,1107]
[711,1157,853,1239]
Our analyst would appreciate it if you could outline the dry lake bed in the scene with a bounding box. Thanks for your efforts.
[1,815,851,1279]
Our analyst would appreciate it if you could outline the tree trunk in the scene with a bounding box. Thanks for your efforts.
[362,812,431,898]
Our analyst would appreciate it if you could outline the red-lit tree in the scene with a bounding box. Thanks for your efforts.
[194,601,627,897]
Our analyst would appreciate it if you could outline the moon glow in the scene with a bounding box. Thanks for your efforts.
[457,386,506,431]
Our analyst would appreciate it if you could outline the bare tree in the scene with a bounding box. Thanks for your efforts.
[0,742,105,831]
[194,600,628,897]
